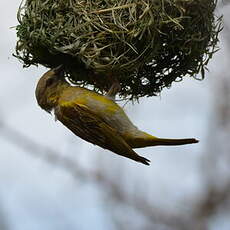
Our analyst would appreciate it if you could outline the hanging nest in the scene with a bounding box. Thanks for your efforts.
[15,0,222,100]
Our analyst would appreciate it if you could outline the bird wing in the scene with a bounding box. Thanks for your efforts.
[55,102,150,165]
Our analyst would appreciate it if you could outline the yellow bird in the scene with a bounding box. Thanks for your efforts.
[35,65,198,165]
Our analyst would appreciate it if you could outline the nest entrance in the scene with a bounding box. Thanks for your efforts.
[15,0,222,100]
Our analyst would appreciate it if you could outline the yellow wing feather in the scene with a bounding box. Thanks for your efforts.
[55,101,150,165]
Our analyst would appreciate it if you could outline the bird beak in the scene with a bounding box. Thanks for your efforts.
[53,64,64,77]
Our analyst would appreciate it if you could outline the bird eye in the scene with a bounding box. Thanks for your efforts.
[46,77,55,87]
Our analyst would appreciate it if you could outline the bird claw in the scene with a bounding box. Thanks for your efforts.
[106,76,121,100]
[52,64,65,78]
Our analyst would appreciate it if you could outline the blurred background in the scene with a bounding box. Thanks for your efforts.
[0,1,230,230]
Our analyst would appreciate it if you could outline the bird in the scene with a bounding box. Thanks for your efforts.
[35,65,199,165]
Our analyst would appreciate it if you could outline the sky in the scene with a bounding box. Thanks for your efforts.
[0,1,229,230]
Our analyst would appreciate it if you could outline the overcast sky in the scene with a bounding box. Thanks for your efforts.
[0,1,229,230]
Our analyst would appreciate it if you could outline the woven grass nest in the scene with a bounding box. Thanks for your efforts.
[15,0,221,100]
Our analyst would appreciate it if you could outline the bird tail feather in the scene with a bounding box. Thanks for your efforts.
[151,137,199,146]
[126,132,199,148]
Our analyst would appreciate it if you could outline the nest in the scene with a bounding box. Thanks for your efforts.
[15,0,222,100]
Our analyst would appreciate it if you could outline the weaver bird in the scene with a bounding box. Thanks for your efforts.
[35,65,199,165]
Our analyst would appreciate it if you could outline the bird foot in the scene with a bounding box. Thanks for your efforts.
[106,75,121,100]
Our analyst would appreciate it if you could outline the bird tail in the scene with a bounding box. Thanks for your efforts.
[125,132,199,148]
[150,137,199,146]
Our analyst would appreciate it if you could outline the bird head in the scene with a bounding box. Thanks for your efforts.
[35,65,66,113]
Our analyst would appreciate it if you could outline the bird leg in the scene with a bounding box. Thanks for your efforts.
[52,64,65,78]
[106,75,121,100]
